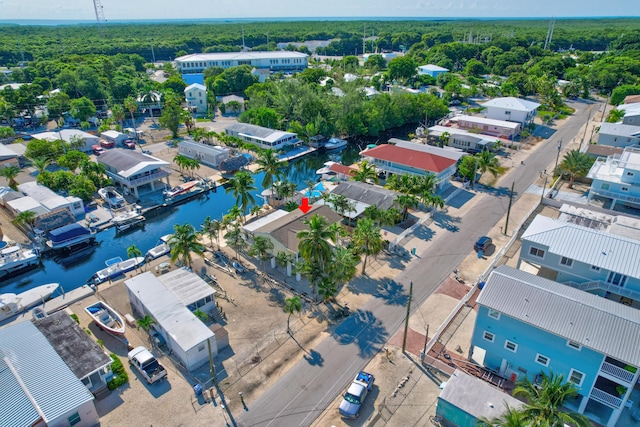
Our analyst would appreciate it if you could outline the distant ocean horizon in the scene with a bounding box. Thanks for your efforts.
[0,16,637,26]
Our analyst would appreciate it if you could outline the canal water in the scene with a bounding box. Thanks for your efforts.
[2,143,366,295]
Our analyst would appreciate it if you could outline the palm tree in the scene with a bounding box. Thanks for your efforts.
[327,222,345,247]
[395,194,419,221]
[352,160,379,184]
[478,405,528,427]
[425,193,446,216]
[513,372,590,427]
[352,218,383,275]
[297,214,336,295]
[330,247,358,286]
[225,170,256,220]
[123,96,139,140]
[248,236,274,267]
[168,223,205,269]
[14,210,37,231]
[318,277,338,302]
[136,314,157,341]
[0,165,22,190]
[224,222,246,261]
[225,204,243,224]
[256,149,287,191]
[284,296,302,335]
[173,154,188,175]
[127,244,143,271]
[363,205,383,226]
[439,131,450,147]
[250,205,262,217]
[327,194,355,219]
[385,173,415,194]
[560,149,593,189]
[111,104,125,130]
[201,216,215,249]
[30,157,51,175]
[476,150,501,178]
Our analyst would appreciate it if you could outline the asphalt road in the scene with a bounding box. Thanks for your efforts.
[237,99,601,427]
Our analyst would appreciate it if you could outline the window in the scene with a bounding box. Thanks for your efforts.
[69,413,81,426]
[483,331,495,343]
[567,340,582,350]
[601,182,610,190]
[505,340,518,352]
[488,309,500,320]
[607,272,628,287]
[560,256,573,267]
[591,265,600,272]
[529,247,545,258]
[198,344,205,352]
[535,353,550,366]
[568,369,585,386]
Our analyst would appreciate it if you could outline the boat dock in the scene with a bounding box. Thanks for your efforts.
[278,146,316,163]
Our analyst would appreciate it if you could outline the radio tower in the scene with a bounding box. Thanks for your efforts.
[544,18,555,50]
[93,0,107,37]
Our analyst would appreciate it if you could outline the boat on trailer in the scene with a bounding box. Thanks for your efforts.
[85,300,126,336]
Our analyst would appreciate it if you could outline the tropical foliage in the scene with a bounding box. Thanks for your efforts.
[168,223,205,268]
[559,149,594,188]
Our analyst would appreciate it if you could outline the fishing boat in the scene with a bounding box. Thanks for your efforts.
[324,137,348,151]
[85,300,126,336]
[111,210,145,231]
[91,256,145,284]
[145,234,173,260]
[98,186,125,208]
[163,180,199,200]
[46,223,96,251]
[0,283,59,322]
[0,244,40,279]
[315,161,338,176]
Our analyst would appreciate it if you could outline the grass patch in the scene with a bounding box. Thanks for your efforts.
[107,354,129,390]
[196,118,211,122]
[70,313,79,324]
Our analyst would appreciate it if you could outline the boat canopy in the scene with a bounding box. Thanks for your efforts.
[49,223,91,243]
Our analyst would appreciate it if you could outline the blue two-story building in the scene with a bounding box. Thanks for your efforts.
[471,265,640,427]
[518,214,640,308]
[587,145,640,210]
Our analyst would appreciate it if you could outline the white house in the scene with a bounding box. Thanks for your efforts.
[389,139,467,162]
[97,149,171,197]
[175,51,308,75]
[31,129,99,153]
[596,122,640,148]
[616,104,640,126]
[481,97,540,125]
[0,144,20,168]
[18,181,85,218]
[428,125,500,152]
[184,83,208,115]
[221,95,245,114]
[587,145,640,210]
[178,140,230,168]
[100,130,128,147]
[448,115,521,139]
[418,64,449,78]
[125,269,218,371]
[225,123,300,150]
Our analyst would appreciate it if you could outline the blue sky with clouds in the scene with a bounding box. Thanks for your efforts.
[1,0,639,21]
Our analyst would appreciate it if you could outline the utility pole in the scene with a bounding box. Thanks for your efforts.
[402,281,413,353]
[553,139,563,175]
[540,172,548,203]
[150,38,156,63]
[207,339,216,385]
[504,181,515,236]
[579,107,592,150]
[421,324,429,362]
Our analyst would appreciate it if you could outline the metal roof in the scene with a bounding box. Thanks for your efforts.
[361,144,457,173]
[481,97,541,112]
[185,83,206,91]
[418,64,449,72]
[450,114,521,129]
[225,123,296,143]
[98,148,169,178]
[0,321,95,426]
[598,122,640,138]
[157,268,216,307]
[390,139,466,162]
[175,51,308,62]
[522,214,640,278]
[477,266,640,366]
[31,129,98,143]
[179,140,229,156]
[331,181,398,211]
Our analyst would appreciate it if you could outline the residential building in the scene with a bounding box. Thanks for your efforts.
[448,115,521,139]
[360,144,458,191]
[471,265,640,427]
[125,268,218,370]
[178,140,230,168]
[389,139,466,162]
[418,64,449,78]
[518,213,640,306]
[251,68,271,83]
[596,122,640,148]
[481,97,540,125]
[225,123,300,150]
[623,95,640,105]
[325,181,398,220]
[137,91,162,115]
[17,181,85,218]
[363,52,398,63]
[6,196,49,216]
[220,95,245,114]
[184,83,207,115]
[615,103,640,126]
[31,129,99,153]
[428,125,500,152]
[100,130,128,147]
[436,369,523,427]
[34,311,113,398]
[587,145,640,210]
[585,144,624,160]
[175,51,308,77]
[0,320,99,427]
[0,143,20,168]
[97,148,171,197]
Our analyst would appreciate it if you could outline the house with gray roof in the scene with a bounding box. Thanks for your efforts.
[596,122,640,148]
[518,214,640,308]
[587,145,640,210]
[471,265,640,427]
[31,129,99,153]
[97,148,170,197]
[616,103,640,126]
[225,123,300,150]
[481,97,540,125]
[326,181,398,219]
[0,320,99,427]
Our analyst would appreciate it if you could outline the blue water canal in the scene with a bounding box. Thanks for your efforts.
[2,145,364,295]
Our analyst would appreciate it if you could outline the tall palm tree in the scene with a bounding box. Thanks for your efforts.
[127,244,143,271]
[168,223,205,269]
[123,96,139,141]
[225,170,257,220]
[318,277,338,302]
[513,372,590,427]
[352,218,383,275]
[385,173,415,194]
[330,246,358,286]
[0,165,22,190]
[284,296,302,335]
[395,194,419,221]
[438,131,450,147]
[111,104,125,130]
[256,149,287,191]
[297,214,336,295]
[478,405,528,427]
[225,204,243,224]
[352,160,379,184]
[560,149,593,189]
[476,150,501,178]
[30,157,51,175]
[327,194,355,218]
[249,236,274,267]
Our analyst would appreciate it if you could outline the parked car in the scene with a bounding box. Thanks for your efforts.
[92,145,106,156]
[100,139,115,148]
[122,139,136,149]
[339,371,375,419]
[128,346,167,384]
[474,236,493,252]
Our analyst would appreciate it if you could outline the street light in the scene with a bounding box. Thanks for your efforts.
[553,139,562,176]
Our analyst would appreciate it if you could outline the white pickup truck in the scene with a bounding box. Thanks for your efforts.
[339,371,375,419]
[128,346,167,384]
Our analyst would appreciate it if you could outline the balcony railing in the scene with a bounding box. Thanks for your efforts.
[600,361,636,384]
[590,387,623,409]
[106,169,171,187]
[564,280,640,301]
[589,188,640,204]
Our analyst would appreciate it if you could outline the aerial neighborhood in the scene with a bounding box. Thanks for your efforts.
[2,13,640,427]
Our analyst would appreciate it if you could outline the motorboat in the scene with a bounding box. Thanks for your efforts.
[0,244,40,279]
[316,161,338,176]
[85,300,126,336]
[145,234,173,260]
[0,283,59,322]
[46,224,96,251]
[98,186,125,208]
[163,181,199,200]
[111,210,145,231]
[91,256,145,284]
[324,137,348,151]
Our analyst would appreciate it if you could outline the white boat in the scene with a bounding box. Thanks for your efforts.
[163,181,199,199]
[145,234,173,260]
[91,256,145,284]
[0,244,40,278]
[316,161,338,175]
[98,186,125,208]
[111,210,145,231]
[324,137,347,151]
[0,283,59,322]
[46,223,96,251]
[85,300,126,336]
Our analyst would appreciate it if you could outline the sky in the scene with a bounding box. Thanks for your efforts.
[1,0,639,21]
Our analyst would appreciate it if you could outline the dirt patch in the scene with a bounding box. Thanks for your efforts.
[434,277,471,299]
